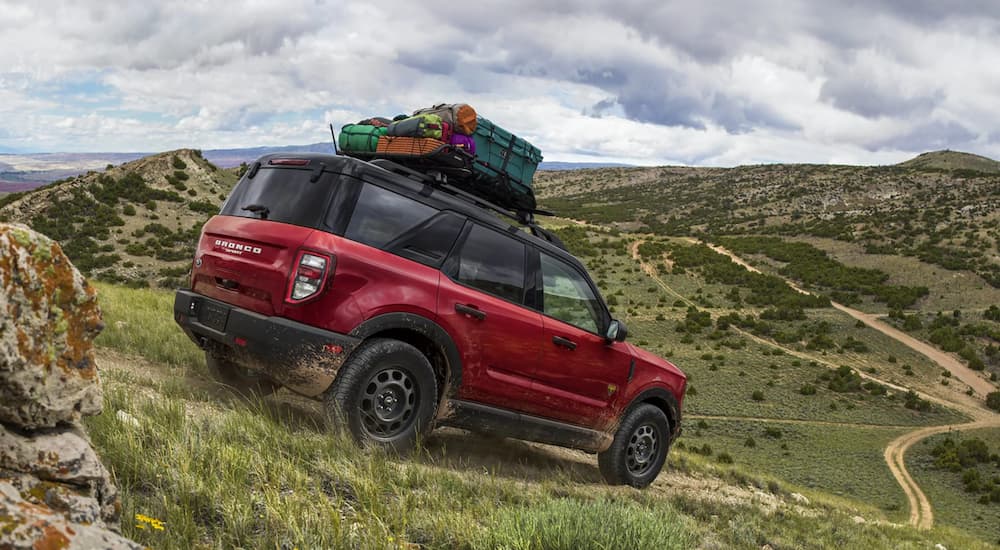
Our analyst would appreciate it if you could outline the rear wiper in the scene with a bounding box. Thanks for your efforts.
[242,204,270,219]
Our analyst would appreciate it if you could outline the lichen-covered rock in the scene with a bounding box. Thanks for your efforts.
[0,480,142,550]
[0,223,140,549]
[0,423,120,527]
[0,223,104,429]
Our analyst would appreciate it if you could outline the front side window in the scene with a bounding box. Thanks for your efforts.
[453,225,526,304]
[540,253,602,333]
[345,183,437,248]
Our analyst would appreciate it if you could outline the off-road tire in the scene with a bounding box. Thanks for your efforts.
[205,351,280,397]
[324,338,438,453]
[598,404,671,488]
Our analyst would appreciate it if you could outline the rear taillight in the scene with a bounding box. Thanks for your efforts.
[287,251,334,303]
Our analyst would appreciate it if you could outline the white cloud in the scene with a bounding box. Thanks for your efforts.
[1,0,1000,164]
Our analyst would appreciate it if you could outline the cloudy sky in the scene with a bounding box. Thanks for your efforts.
[2,0,999,166]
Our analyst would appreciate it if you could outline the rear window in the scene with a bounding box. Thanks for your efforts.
[220,167,340,228]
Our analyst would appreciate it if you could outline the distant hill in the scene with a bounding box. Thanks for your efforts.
[897,150,1000,174]
[538,161,633,171]
[0,149,239,287]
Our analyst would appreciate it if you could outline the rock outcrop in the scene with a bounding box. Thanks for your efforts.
[0,223,140,549]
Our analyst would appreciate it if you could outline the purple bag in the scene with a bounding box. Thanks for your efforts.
[450,133,476,155]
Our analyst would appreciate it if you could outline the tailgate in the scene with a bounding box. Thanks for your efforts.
[191,216,315,316]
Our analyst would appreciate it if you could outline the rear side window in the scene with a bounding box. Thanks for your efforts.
[220,167,339,228]
[345,183,437,248]
[452,224,526,304]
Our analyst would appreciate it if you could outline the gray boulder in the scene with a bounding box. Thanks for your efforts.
[0,223,140,549]
[0,223,104,430]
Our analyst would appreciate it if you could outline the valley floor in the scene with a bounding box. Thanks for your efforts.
[628,235,1000,540]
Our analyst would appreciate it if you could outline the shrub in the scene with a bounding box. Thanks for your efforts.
[763,427,782,439]
[987,391,1000,412]
[827,366,863,393]
[751,390,765,402]
[716,452,733,464]
[799,384,817,396]
[904,390,932,412]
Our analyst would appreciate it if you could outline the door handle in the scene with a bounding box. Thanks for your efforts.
[552,336,577,350]
[455,303,486,320]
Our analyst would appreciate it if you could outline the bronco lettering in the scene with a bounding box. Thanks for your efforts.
[214,239,262,255]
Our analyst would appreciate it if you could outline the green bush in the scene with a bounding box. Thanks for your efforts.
[826,366,863,393]
[987,391,1000,412]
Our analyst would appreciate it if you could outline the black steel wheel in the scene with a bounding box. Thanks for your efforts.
[324,338,438,453]
[359,367,419,439]
[626,423,660,477]
[598,404,671,488]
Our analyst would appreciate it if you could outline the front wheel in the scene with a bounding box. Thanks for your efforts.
[323,338,438,453]
[598,404,671,488]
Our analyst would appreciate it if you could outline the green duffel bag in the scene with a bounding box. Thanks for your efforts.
[339,124,388,152]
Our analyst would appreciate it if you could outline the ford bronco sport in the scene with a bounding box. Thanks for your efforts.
[174,153,686,487]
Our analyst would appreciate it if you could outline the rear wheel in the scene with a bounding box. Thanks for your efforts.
[324,338,438,453]
[205,352,280,397]
[598,404,671,488]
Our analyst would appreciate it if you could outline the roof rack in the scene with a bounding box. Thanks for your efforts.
[368,159,566,251]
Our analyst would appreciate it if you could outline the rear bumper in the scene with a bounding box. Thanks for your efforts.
[173,290,361,396]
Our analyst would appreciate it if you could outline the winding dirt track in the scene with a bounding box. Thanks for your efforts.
[628,237,1000,530]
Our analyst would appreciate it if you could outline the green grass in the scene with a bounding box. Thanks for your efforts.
[94,281,204,369]
[793,236,1000,315]
[907,428,1000,543]
[84,358,992,549]
[678,419,911,520]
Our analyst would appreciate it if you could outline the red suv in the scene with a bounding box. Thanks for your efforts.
[174,154,686,487]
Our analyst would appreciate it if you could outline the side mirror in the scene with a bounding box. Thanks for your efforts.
[605,319,628,343]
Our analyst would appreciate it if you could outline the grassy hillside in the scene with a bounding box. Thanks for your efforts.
[89,282,993,549]
[0,149,239,287]
[536,151,1000,288]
